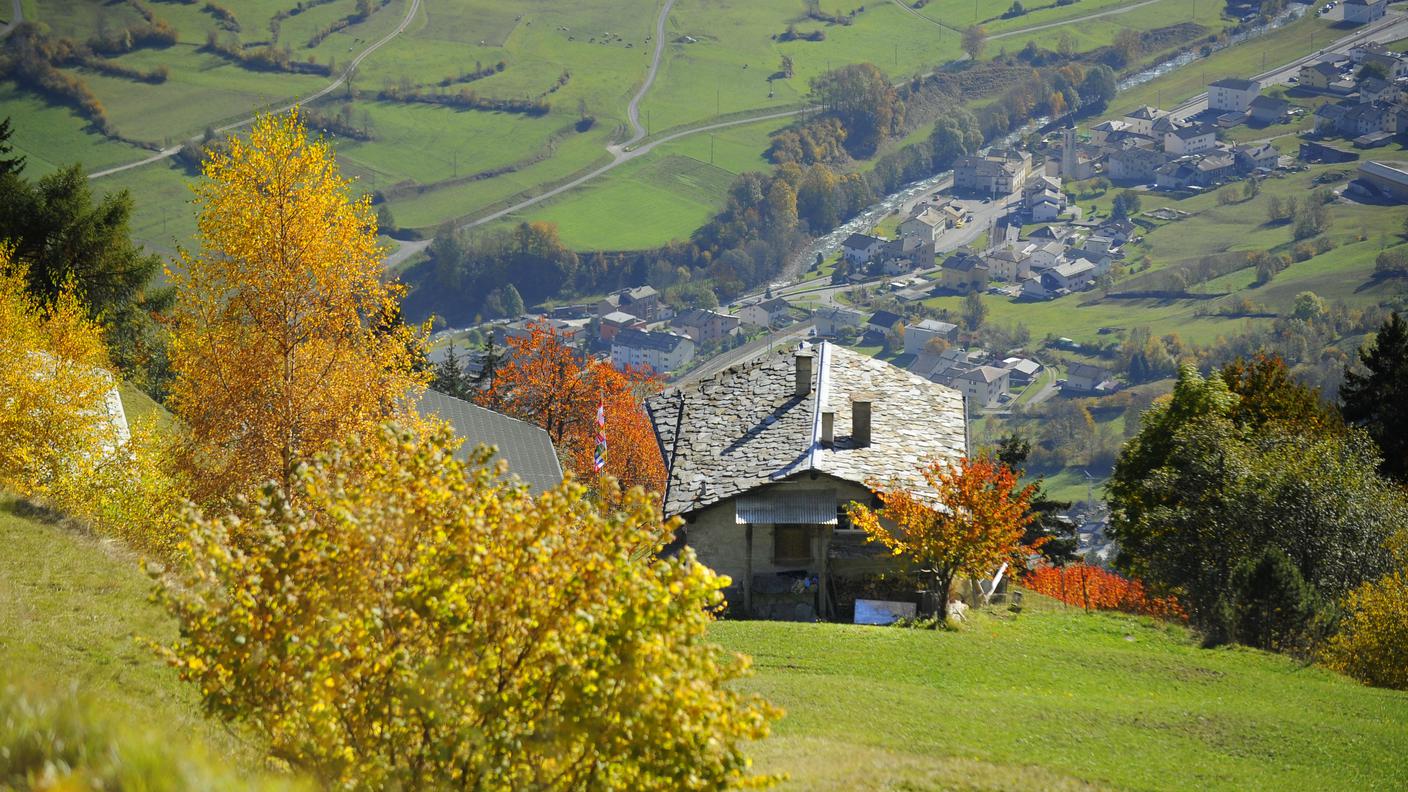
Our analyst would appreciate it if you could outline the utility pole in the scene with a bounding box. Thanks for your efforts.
[710,134,715,165]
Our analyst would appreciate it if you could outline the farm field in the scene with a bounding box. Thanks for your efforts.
[6,499,1405,791]
[3,0,1251,258]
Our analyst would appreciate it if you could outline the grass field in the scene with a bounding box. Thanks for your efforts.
[6,500,1405,791]
[720,610,1408,791]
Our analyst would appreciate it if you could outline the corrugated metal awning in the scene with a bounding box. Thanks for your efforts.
[735,490,837,525]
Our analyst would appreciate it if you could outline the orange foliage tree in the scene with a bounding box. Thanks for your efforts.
[1023,564,1186,621]
[847,457,1036,621]
[480,320,666,497]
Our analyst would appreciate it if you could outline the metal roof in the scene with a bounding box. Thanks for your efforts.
[735,489,838,525]
[415,389,563,493]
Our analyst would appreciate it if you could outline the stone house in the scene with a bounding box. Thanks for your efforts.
[939,250,990,292]
[1108,147,1168,182]
[646,344,967,620]
[415,389,563,494]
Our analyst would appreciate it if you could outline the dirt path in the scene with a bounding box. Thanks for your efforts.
[89,0,422,179]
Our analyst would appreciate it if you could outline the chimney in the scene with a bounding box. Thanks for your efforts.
[820,411,834,447]
[851,396,872,447]
[795,351,814,397]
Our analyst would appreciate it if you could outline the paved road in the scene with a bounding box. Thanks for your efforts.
[1169,11,1408,119]
[1,0,22,39]
[89,0,423,179]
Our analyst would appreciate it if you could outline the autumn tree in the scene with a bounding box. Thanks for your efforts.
[962,26,987,61]
[480,320,666,496]
[1322,532,1408,690]
[155,424,778,790]
[809,63,902,156]
[0,245,118,498]
[167,110,428,504]
[847,457,1036,621]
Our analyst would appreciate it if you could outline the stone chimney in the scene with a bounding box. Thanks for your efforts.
[851,396,872,447]
[795,351,814,397]
[820,411,834,447]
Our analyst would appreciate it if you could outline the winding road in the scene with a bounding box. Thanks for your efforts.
[620,0,677,149]
[89,0,423,179]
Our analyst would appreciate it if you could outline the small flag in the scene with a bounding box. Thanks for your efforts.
[593,402,607,473]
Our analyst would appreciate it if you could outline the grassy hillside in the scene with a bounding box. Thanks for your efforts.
[717,609,1408,791]
[0,497,260,765]
[4,497,1405,790]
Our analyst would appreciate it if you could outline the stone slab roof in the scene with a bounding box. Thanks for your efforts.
[646,342,967,516]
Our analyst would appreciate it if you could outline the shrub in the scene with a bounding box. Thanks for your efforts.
[1023,564,1186,621]
[1211,547,1324,652]
[1322,567,1408,689]
[153,424,779,790]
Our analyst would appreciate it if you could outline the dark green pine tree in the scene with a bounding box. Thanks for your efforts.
[1341,312,1408,482]
[0,117,26,176]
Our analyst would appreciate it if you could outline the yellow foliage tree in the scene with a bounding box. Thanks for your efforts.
[847,456,1036,621]
[167,110,427,504]
[1,244,187,559]
[0,244,119,497]
[153,424,778,790]
[1322,533,1408,690]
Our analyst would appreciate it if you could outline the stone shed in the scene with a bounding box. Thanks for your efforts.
[646,342,968,620]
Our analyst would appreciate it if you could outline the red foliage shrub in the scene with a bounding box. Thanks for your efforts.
[1024,563,1186,622]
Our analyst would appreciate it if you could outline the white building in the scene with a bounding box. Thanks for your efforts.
[737,297,791,327]
[1164,124,1218,155]
[841,233,886,265]
[1343,0,1387,24]
[1207,78,1260,113]
[898,206,947,244]
[903,319,959,355]
[610,328,695,373]
[953,366,1011,408]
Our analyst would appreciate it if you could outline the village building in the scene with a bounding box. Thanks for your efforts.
[953,365,1011,408]
[865,310,904,339]
[841,233,886,265]
[1357,76,1397,105]
[1207,77,1260,113]
[1234,142,1280,173]
[415,389,563,493]
[609,328,695,373]
[1047,258,1098,291]
[737,296,792,328]
[812,305,866,336]
[669,308,741,345]
[1121,105,1166,136]
[1360,49,1408,79]
[645,344,967,620]
[983,248,1030,282]
[1299,61,1345,92]
[1163,124,1218,155]
[598,310,644,342]
[898,205,947,244]
[1352,160,1408,202]
[1001,357,1042,384]
[1063,362,1114,394]
[1108,147,1168,182]
[597,285,660,322]
[903,318,959,355]
[1342,0,1387,24]
[1247,95,1291,125]
[939,250,990,292]
[954,149,1032,196]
